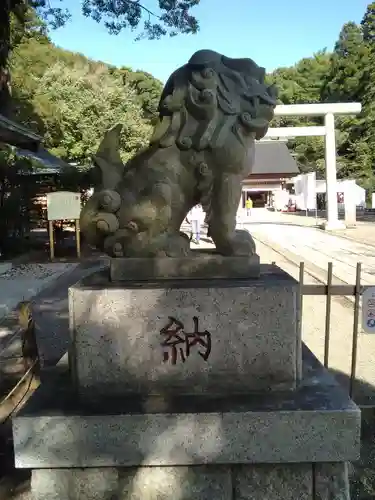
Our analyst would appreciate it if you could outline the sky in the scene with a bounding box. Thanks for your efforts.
[49,0,371,83]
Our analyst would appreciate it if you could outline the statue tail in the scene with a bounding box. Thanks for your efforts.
[93,124,124,190]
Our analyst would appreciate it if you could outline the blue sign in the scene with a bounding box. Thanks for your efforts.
[362,287,375,334]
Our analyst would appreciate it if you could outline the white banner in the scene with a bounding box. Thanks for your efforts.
[304,172,317,210]
[294,173,316,210]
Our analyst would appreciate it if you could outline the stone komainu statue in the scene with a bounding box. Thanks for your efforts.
[80,49,277,258]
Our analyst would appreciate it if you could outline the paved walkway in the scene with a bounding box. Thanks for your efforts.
[271,209,375,247]
[236,209,375,404]
[241,210,375,287]
[180,210,375,403]
[253,236,375,404]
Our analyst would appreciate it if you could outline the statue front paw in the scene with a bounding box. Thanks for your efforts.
[162,232,191,257]
[214,229,256,256]
[231,229,256,256]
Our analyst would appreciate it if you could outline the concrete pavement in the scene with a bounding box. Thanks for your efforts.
[269,209,375,247]
[241,209,375,287]
[254,235,375,406]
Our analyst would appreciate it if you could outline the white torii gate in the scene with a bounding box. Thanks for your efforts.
[264,103,362,230]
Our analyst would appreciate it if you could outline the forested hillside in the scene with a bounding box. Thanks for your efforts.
[7,11,163,165]
[5,2,375,192]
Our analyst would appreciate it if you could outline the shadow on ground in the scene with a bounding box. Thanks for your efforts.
[328,367,375,499]
[32,259,105,366]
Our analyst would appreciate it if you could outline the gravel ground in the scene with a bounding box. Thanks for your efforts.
[0,260,107,500]
[0,263,78,327]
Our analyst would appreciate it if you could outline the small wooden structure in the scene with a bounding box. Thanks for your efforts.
[0,113,78,258]
[241,140,300,208]
[0,113,41,151]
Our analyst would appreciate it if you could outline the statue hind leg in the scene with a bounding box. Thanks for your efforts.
[208,173,256,256]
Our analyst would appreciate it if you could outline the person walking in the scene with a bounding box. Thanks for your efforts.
[245,197,253,216]
[187,204,204,244]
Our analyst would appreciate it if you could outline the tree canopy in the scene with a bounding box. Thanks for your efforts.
[266,2,375,193]
[3,1,375,197]
[0,1,200,117]
[31,0,200,38]
[8,0,200,38]
[8,29,161,165]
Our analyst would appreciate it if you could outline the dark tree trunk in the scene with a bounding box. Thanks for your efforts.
[0,0,11,117]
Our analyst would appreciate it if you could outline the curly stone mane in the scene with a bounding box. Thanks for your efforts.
[151,49,277,152]
[149,49,277,224]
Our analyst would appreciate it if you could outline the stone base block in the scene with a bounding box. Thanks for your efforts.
[109,253,260,281]
[31,468,118,500]
[12,347,360,468]
[69,265,300,399]
[30,463,349,500]
[321,220,346,231]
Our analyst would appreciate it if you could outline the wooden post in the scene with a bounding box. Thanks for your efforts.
[48,220,55,260]
[75,219,81,259]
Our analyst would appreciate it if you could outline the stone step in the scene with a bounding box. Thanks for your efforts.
[12,346,360,469]
[30,463,350,500]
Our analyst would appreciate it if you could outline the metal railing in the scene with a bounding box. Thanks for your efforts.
[298,261,364,398]
[0,302,40,423]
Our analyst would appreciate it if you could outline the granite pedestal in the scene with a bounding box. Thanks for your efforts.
[12,264,360,499]
[69,265,300,400]
[110,253,260,281]
[13,346,359,499]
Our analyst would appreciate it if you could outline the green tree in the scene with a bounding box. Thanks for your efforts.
[1,1,200,115]
[119,68,163,122]
[362,1,375,42]
[350,2,375,192]
[0,2,47,116]
[268,8,375,190]
[321,22,369,103]
[319,21,370,180]
[0,145,37,256]
[267,51,331,173]
[33,0,200,38]
[32,61,153,163]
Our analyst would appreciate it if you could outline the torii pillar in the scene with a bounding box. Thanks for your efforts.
[266,103,362,230]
